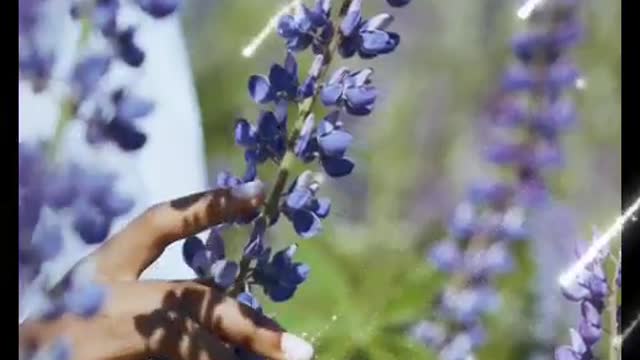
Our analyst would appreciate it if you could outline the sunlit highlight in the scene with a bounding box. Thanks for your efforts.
[517,0,546,20]
[241,0,302,58]
[558,196,640,288]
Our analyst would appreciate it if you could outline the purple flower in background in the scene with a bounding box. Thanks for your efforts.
[19,143,134,246]
[91,0,120,36]
[19,0,39,34]
[18,0,61,92]
[415,0,585,357]
[112,27,146,67]
[24,338,72,360]
[410,320,447,348]
[70,55,112,102]
[19,0,183,358]
[58,165,134,244]
[86,88,154,151]
[19,50,55,92]
[428,241,462,273]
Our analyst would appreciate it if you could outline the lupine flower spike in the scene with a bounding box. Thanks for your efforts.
[182,0,413,358]
[412,0,585,358]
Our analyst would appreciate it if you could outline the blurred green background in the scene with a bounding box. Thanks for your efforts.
[180,1,620,358]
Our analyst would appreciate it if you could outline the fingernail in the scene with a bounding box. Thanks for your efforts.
[281,333,314,360]
[231,180,265,199]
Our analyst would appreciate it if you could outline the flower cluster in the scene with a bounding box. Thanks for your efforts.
[182,0,411,358]
[19,1,181,359]
[555,241,610,360]
[18,143,134,340]
[412,1,585,358]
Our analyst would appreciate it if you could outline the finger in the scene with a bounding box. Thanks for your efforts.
[19,310,239,360]
[139,310,239,360]
[103,280,314,360]
[90,185,265,281]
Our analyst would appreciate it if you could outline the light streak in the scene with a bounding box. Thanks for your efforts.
[241,0,302,58]
[558,196,640,288]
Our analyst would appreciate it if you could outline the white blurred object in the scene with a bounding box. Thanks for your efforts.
[132,16,208,281]
[19,17,206,320]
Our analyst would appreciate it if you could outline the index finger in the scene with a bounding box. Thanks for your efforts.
[90,185,265,281]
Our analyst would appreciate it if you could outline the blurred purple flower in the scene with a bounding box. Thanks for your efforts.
[417,0,585,356]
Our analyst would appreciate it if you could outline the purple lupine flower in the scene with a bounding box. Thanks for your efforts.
[70,55,112,103]
[320,67,378,115]
[19,0,39,34]
[554,238,609,359]
[428,240,463,273]
[295,111,355,177]
[502,61,580,100]
[182,229,239,289]
[18,0,61,92]
[438,285,500,325]
[92,0,120,36]
[26,338,72,360]
[554,329,594,360]
[19,208,64,277]
[86,88,154,151]
[277,0,333,53]
[19,142,134,246]
[38,261,109,320]
[338,0,401,59]
[235,109,288,164]
[511,24,582,64]
[410,320,448,348]
[62,281,107,318]
[19,50,55,92]
[248,52,317,104]
[112,27,146,67]
[386,0,412,7]
[69,167,134,244]
[42,163,133,244]
[135,0,181,19]
[237,291,263,313]
[462,241,514,279]
[281,171,331,238]
[253,244,310,302]
[560,243,608,310]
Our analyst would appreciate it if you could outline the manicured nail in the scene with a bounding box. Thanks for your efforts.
[231,180,265,199]
[281,333,314,360]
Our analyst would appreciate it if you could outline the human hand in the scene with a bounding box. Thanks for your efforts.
[19,186,314,360]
